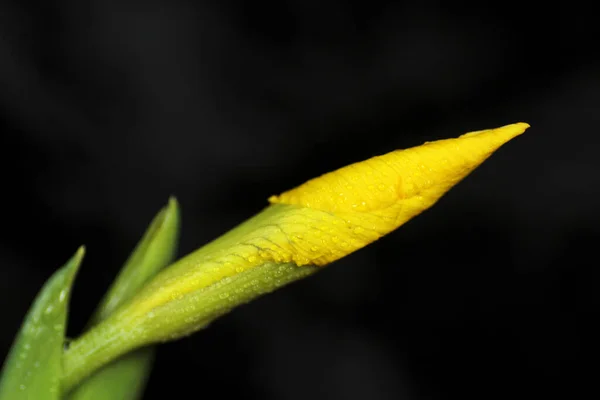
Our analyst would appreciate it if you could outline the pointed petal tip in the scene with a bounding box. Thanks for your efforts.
[268,122,528,214]
[448,122,529,160]
[502,121,530,130]
[493,121,530,138]
[459,122,530,140]
[459,122,530,137]
[493,121,530,137]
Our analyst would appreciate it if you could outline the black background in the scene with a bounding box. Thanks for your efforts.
[1,1,596,399]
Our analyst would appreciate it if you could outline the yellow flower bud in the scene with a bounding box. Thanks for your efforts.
[268,122,529,265]
[62,122,528,393]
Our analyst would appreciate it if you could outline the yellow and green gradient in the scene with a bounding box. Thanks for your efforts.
[61,122,528,393]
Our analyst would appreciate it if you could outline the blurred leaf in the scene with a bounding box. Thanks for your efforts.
[66,197,180,400]
[65,351,154,400]
[0,247,84,400]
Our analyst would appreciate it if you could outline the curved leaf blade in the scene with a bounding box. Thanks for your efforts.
[0,247,84,400]
[92,197,181,322]
[66,197,180,400]
[65,350,154,400]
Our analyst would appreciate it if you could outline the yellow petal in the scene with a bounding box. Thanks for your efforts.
[268,122,529,265]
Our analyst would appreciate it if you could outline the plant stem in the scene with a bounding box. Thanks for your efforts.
[61,261,317,393]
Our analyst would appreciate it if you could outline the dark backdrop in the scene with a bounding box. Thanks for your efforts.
[0,1,595,399]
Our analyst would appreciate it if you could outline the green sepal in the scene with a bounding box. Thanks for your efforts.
[92,197,181,322]
[0,247,84,400]
[65,197,180,400]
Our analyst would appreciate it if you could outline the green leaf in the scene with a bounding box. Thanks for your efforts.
[64,351,154,400]
[90,197,181,322]
[66,197,180,400]
[0,247,84,400]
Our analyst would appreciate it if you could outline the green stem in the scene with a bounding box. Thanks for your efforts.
[61,261,317,392]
